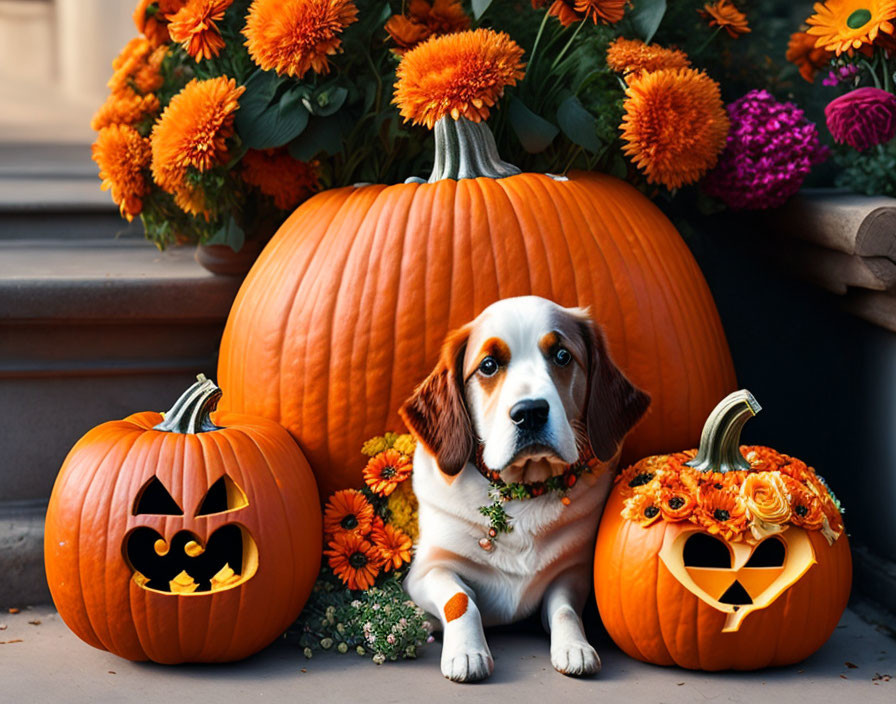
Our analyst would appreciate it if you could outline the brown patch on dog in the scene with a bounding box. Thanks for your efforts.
[399,324,475,482]
[444,592,469,623]
[539,328,588,427]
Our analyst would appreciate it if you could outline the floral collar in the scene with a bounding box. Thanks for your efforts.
[473,445,597,552]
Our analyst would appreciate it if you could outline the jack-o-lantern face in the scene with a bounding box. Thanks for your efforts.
[124,474,259,595]
[659,526,817,632]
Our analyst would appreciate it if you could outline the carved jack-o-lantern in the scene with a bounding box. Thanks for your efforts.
[594,390,852,670]
[45,376,322,663]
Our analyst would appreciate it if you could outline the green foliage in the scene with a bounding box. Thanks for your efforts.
[835,141,896,197]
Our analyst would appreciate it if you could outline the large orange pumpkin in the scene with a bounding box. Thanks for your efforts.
[217,110,736,499]
[594,390,852,670]
[44,375,322,663]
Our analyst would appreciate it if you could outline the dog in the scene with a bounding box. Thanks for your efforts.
[399,296,650,683]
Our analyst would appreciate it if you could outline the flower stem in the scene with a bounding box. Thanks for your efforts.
[694,26,722,56]
[527,11,552,76]
[550,20,586,72]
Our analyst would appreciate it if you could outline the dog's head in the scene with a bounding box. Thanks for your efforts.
[400,296,650,483]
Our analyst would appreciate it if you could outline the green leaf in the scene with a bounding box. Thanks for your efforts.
[472,0,493,20]
[206,216,245,252]
[556,95,602,153]
[305,86,349,117]
[238,84,310,150]
[288,115,349,161]
[629,0,666,44]
[508,97,559,154]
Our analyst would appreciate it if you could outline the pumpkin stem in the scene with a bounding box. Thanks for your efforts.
[153,374,222,434]
[684,389,761,473]
[413,117,522,183]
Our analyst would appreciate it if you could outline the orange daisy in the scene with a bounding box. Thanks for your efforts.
[806,0,896,54]
[133,0,187,46]
[241,149,319,210]
[385,15,432,53]
[363,449,413,497]
[150,76,244,209]
[325,532,382,590]
[92,125,152,221]
[620,67,729,190]
[534,0,628,27]
[699,0,751,38]
[606,37,691,78]
[243,0,358,79]
[621,491,661,526]
[693,486,748,540]
[786,30,834,82]
[167,0,233,61]
[394,28,525,129]
[781,475,825,530]
[371,523,413,572]
[323,488,375,536]
[657,479,697,521]
[91,91,160,131]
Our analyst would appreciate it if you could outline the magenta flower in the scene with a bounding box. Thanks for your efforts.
[703,90,828,210]
[825,87,896,151]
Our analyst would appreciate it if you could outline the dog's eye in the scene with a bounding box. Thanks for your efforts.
[553,348,572,366]
[478,357,499,377]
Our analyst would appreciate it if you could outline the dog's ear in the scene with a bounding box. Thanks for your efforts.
[576,316,651,462]
[399,324,474,478]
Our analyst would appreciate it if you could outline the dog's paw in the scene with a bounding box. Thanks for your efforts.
[551,641,601,677]
[441,649,494,683]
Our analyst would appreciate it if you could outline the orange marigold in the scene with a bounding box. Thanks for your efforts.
[241,149,319,210]
[134,0,187,46]
[167,0,232,61]
[91,91,160,131]
[699,0,751,38]
[323,488,375,537]
[371,523,413,572]
[394,28,525,128]
[621,491,661,526]
[325,532,382,590]
[606,37,691,78]
[363,449,413,497]
[535,0,628,27]
[108,38,167,95]
[786,30,834,82]
[620,67,729,190]
[92,125,152,221]
[150,76,244,209]
[385,15,431,53]
[693,486,748,540]
[385,0,470,54]
[807,0,896,55]
[243,0,358,78]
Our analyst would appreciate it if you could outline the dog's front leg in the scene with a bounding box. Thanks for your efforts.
[541,565,601,676]
[406,566,493,683]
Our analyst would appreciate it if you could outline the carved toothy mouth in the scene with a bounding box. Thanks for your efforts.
[124,525,258,595]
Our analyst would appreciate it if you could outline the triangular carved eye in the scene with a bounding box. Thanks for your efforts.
[134,477,183,516]
[196,475,248,516]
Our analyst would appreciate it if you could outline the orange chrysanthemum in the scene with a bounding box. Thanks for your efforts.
[534,0,628,27]
[323,488,375,537]
[605,37,691,78]
[167,0,232,61]
[781,476,825,530]
[241,149,319,210]
[693,486,748,541]
[150,76,244,215]
[108,38,167,95]
[699,0,751,38]
[786,31,834,82]
[243,0,358,78]
[363,449,413,497]
[394,28,525,129]
[371,523,413,572]
[91,91,160,131]
[325,532,382,590]
[385,0,470,54]
[134,0,187,46]
[620,68,729,190]
[92,125,152,221]
[806,0,896,54]
[621,491,662,526]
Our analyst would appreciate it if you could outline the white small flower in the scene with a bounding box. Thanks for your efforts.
[351,600,362,608]
[303,647,313,659]
[373,653,386,665]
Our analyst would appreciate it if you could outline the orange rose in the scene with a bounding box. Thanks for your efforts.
[740,472,791,539]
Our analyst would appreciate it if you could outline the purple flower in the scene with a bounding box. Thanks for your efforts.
[822,64,860,87]
[703,90,828,210]
[825,87,896,151]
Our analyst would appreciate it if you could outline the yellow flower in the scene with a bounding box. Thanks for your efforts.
[361,435,391,457]
[386,480,419,543]
[806,0,896,55]
[243,0,359,78]
[92,125,152,221]
[392,434,417,457]
[620,68,729,190]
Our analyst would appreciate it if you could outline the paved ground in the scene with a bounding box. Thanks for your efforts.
[1,605,893,703]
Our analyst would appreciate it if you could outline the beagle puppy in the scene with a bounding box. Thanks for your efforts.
[399,296,649,683]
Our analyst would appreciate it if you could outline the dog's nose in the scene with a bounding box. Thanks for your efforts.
[510,399,550,431]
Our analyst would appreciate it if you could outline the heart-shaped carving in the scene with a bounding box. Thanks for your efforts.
[659,526,816,632]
